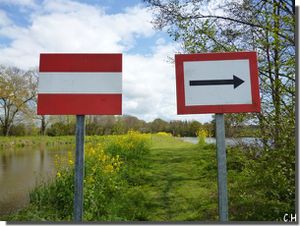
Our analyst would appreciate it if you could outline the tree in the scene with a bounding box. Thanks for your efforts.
[26,69,50,136]
[112,117,126,134]
[189,120,201,136]
[144,0,295,220]
[144,0,295,149]
[39,115,49,135]
[122,115,146,132]
[150,118,169,133]
[0,66,36,136]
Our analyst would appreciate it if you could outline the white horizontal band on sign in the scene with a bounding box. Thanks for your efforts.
[38,72,122,94]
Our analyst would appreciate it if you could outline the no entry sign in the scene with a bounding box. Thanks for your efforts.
[37,53,122,115]
[175,52,260,114]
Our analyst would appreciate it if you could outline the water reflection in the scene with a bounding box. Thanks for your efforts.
[0,145,73,216]
[179,137,264,147]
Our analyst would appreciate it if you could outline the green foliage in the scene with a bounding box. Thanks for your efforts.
[144,0,295,221]
[46,122,76,136]
[0,66,37,136]
[2,135,295,221]
[29,170,75,220]
[103,131,150,161]
[227,146,295,221]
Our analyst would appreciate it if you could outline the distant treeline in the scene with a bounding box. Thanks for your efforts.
[3,115,259,137]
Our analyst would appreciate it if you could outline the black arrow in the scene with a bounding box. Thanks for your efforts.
[189,75,244,89]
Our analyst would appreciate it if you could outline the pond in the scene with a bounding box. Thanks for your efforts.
[0,145,73,216]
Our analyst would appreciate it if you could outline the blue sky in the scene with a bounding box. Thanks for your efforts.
[0,0,213,123]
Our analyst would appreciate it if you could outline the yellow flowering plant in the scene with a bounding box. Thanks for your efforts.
[28,131,151,221]
[156,132,172,136]
[196,128,208,146]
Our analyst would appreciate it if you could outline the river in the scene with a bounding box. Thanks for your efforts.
[0,145,73,216]
[179,137,264,147]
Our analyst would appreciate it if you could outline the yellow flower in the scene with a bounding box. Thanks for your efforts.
[157,132,172,136]
[87,176,95,184]
[56,172,61,177]
[104,164,114,173]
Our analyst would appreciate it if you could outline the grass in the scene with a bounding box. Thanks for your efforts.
[141,135,218,221]
[1,133,295,222]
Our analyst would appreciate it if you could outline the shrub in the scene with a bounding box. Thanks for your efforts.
[196,128,208,146]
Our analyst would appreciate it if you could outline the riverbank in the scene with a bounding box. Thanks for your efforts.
[0,136,74,151]
[1,133,295,221]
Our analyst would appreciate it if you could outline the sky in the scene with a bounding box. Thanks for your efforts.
[0,0,214,123]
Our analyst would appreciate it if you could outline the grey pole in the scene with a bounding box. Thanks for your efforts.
[215,113,228,221]
[74,115,85,222]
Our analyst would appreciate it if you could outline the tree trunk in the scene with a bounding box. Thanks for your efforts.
[272,0,282,149]
[40,115,47,135]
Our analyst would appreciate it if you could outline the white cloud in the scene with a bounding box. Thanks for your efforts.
[0,9,12,26]
[123,42,212,122]
[0,0,212,123]
[0,0,154,68]
[125,44,211,120]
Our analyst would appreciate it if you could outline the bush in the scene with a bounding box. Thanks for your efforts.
[196,128,208,146]
[227,146,295,221]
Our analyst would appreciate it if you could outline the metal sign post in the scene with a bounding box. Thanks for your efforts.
[74,115,85,222]
[215,113,228,221]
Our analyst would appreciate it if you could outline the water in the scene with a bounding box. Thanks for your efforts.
[0,145,73,216]
[180,137,264,147]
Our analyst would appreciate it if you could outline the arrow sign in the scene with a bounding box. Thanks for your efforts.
[175,52,261,114]
[189,75,244,89]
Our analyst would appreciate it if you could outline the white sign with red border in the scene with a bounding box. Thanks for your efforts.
[175,52,261,114]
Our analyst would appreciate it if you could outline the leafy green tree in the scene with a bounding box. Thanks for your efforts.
[46,121,75,136]
[150,118,169,133]
[144,0,295,148]
[122,115,146,132]
[112,118,126,134]
[145,0,295,220]
[189,120,201,136]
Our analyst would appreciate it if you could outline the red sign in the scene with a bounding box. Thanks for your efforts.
[37,53,122,115]
[175,51,260,114]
